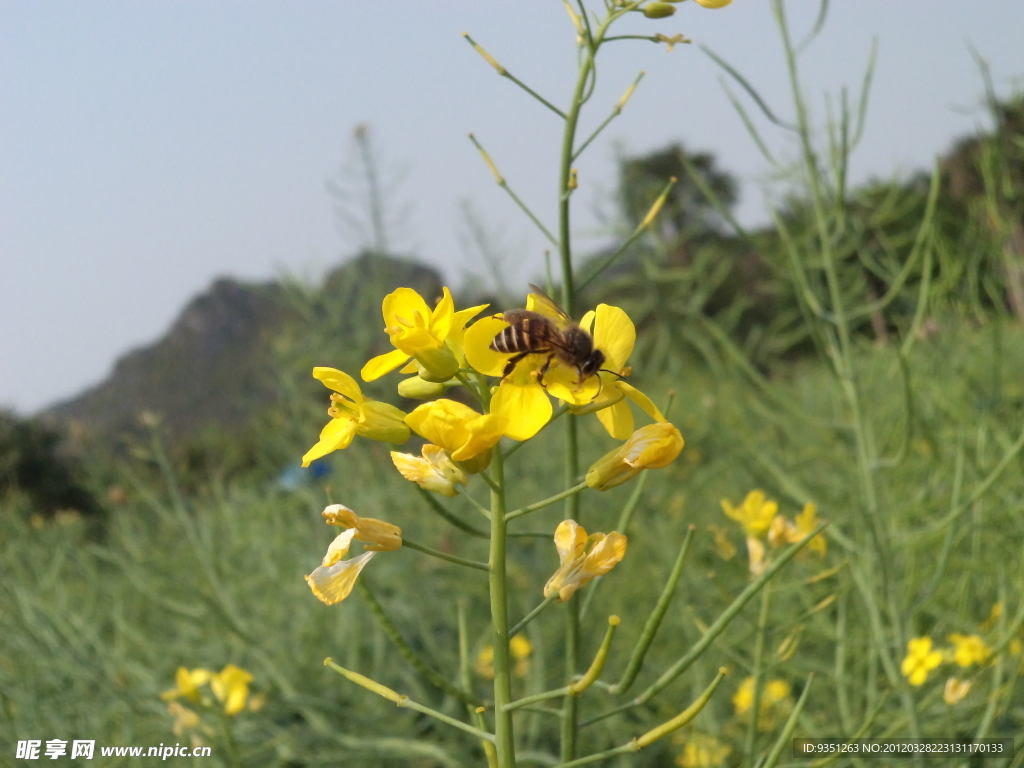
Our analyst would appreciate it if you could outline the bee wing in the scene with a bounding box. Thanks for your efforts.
[526,283,572,329]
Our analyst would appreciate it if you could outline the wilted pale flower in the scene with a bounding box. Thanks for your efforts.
[390,445,467,497]
[901,637,943,686]
[361,287,487,382]
[301,367,409,467]
[586,422,684,491]
[544,520,627,602]
[166,701,200,736]
[948,633,990,668]
[943,677,971,705]
[305,528,376,606]
[210,664,253,716]
[322,504,403,552]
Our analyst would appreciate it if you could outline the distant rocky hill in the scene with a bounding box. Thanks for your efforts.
[46,253,444,451]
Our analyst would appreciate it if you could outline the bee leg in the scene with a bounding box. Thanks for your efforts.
[535,354,554,387]
[502,352,530,379]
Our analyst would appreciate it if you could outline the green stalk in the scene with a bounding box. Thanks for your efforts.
[488,447,516,766]
[744,580,772,767]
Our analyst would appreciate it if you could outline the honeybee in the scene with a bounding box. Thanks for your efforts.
[490,284,606,387]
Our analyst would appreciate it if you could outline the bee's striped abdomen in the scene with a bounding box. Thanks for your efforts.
[490,315,551,354]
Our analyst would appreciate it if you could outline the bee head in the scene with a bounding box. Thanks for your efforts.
[578,349,606,380]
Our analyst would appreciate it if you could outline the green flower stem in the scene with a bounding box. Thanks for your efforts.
[610,526,695,695]
[357,581,482,706]
[325,659,495,742]
[417,487,489,538]
[509,594,558,638]
[505,481,589,522]
[761,674,814,768]
[575,177,677,293]
[460,601,500,768]
[744,579,772,767]
[505,686,571,713]
[572,71,645,162]
[502,404,569,460]
[581,525,826,729]
[463,491,494,520]
[401,538,490,572]
[480,470,501,494]
[462,34,567,121]
[556,670,727,768]
[468,133,559,248]
[568,616,620,695]
[487,447,517,767]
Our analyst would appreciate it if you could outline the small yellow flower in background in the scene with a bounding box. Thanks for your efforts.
[361,286,487,382]
[305,528,376,606]
[1010,638,1023,656]
[767,503,826,556]
[405,399,506,471]
[732,677,791,730]
[210,664,253,716]
[901,637,943,686]
[322,504,402,552]
[721,491,777,539]
[544,520,627,602]
[745,536,767,576]
[301,367,410,467]
[390,445,467,497]
[674,732,731,768]
[948,633,990,668]
[943,677,972,705]
[475,634,533,679]
[167,701,200,736]
[586,422,684,491]
[161,667,212,703]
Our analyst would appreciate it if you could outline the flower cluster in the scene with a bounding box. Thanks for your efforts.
[901,631,994,699]
[160,663,258,743]
[732,676,792,731]
[298,285,685,605]
[720,491,826,575]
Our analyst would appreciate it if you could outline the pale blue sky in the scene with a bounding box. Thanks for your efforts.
[2,1,1022,413]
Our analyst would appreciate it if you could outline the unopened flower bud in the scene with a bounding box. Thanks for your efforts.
[397,376,448,399]
[414,346,461,382]
[643,3,677,18]
[586,422,684,491]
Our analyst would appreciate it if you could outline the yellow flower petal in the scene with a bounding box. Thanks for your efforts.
[618,381,665,423]
[405,399,505,463]
[464,316,512,376]
[313,367,364,403]
[544,520,627,601]
[586,422,684,491]
[301,417,358,467]
[391,445,467,497]
[595,395,635,440]
[161,667,212,702]
[361,349,412,382]
[543,364,601,405]
[322,506,403,552]
[383,288,432,334]
[491,375,552,442]
[429,286,455,341]
[306,550,375,606]
[553,519,588,565]
[592,304,635,374]
[210,664,254,716]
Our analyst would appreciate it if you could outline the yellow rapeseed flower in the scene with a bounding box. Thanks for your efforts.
[901,637,943,686]
[948,633,990,668]
[721,491,777,539]
[161,667,212,703]
[390,444,467,497]
[767,503,826,556]
[361,287,487,382]
[475,634,533,679]
[322,504,403,552]
[544,520,627,602]
[674,732,731,768]
[586,422,684,490]
[732,677,791,730]
[305,528,376,606]
[210,664,253,716]
[301,367,409,467]
[405,399,506,472]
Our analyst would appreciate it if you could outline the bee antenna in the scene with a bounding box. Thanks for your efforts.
[599,368,625,380]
